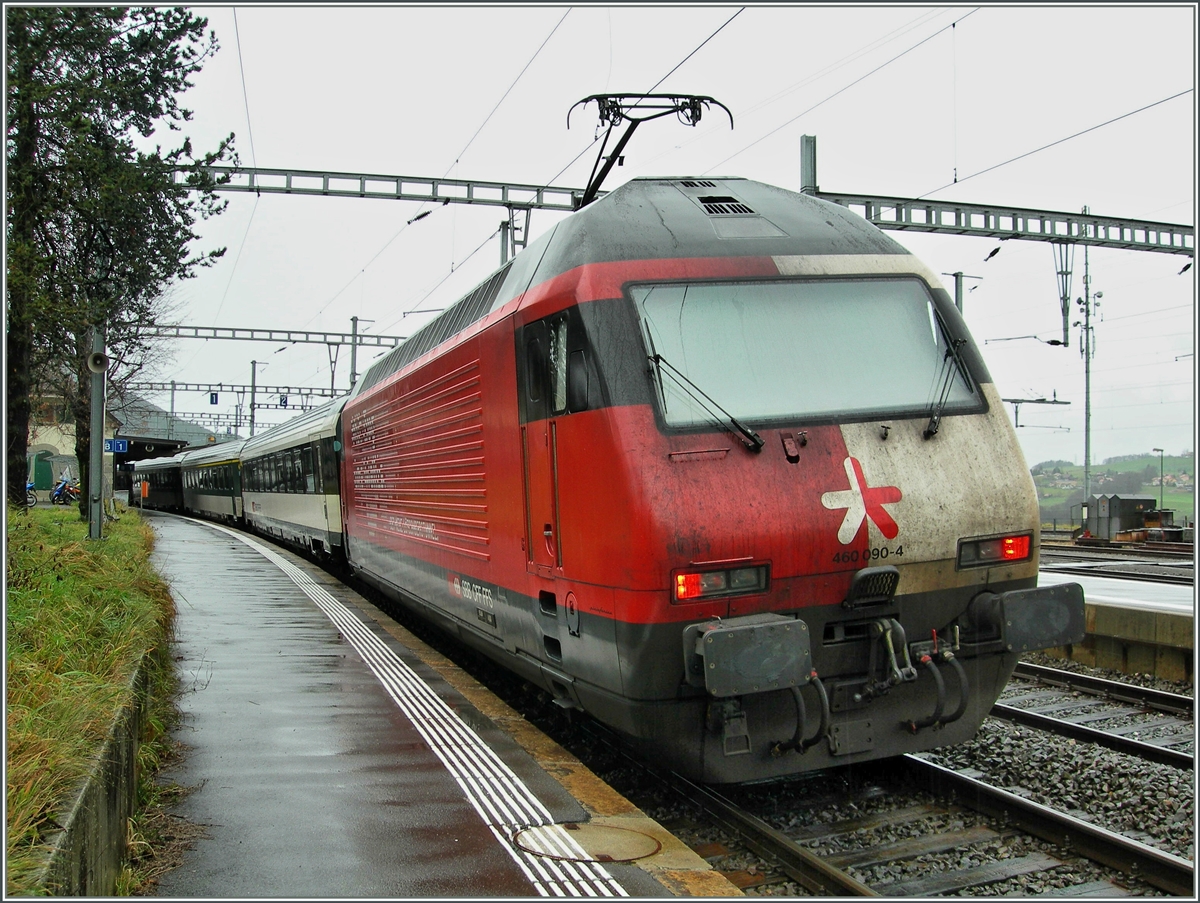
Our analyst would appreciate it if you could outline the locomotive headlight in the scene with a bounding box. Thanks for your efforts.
[957,533,1033,568]
[729,567,763,590]
[674,565,768,601]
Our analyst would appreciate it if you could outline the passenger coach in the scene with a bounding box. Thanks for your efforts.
[241,397,346,558]
[130,453,184,511]
[178,440,246,523]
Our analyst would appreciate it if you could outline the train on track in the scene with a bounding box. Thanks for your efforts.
[134,176,1085,783]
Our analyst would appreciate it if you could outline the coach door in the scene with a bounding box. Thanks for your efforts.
[520,318,563,576]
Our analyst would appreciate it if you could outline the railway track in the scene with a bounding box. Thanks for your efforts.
[1040,541,1194,563]
[1040,563,1195,586]
[579,720,1193,896]
[1039,540,1195,585]
[998,662,1195,768]
[995,663,1194,769]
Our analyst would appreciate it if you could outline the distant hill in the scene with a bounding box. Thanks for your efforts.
[1031,452,1194,527]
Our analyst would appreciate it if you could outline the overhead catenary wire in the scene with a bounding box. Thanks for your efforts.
[291,1,573,382]
[448,8,571,174]
[297,9,569,336]
[383,227,502,333]
[636,7,952,172]
[544,7,745,187]
[701,8,981,174]
[645,8,744,94]
[917,88,1196,198]
[232,9,258,170]
[186,6,260,373]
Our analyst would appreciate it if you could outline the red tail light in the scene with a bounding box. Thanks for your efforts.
[957,533,1033,568]
[673,565,767,602]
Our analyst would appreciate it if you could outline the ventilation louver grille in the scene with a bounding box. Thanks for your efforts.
[679,179,717,188]
[698,195,755,216]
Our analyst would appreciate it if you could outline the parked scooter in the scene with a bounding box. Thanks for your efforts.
[25,481,37,507]
[50,479,81,505]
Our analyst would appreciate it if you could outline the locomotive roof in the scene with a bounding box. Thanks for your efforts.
[535,176,907,277]
[355,176,912,397]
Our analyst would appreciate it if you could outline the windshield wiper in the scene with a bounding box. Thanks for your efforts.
[648,352,764,452]
[924,335,971,439]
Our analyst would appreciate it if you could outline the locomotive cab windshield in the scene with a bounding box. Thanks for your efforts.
[633,277,982,429]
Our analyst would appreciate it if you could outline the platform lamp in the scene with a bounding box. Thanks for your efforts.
[1152,447,1164,510]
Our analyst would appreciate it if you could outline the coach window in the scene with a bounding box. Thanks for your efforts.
[321,439,337,490]
[303,446,316,493]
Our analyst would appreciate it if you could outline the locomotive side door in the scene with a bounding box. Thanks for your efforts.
[520,318,563,576]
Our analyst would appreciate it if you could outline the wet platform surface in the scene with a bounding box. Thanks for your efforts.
[147,514,726,897]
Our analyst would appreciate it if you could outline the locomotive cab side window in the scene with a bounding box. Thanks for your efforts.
[519,310,590,420]
[549,316,569,415]
[526,335,546,404]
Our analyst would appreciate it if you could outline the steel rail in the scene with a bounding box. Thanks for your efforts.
[990,703,1193,770]
[665,770,878,897]
[1011,663,1194,716]
[1040,541,1196,562]
[1039,564,1195,586]
[899,755,1194,896]
[576,722,874,895]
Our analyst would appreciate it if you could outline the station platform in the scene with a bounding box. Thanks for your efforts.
[146,513,737,898]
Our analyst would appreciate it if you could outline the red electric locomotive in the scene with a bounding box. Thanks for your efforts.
[340,176,1084,783]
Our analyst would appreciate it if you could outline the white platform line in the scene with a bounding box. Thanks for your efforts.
[204,522,627,898]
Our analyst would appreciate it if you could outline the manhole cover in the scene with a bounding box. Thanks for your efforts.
[513,823,662,862]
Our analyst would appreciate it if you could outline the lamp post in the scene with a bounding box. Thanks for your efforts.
[1152,447,1164,510]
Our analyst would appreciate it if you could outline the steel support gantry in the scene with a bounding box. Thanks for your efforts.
[199,163,1192,256]
[195,166,585,264]
[127,381,342,398]
[811,191,1193,256]
[142,325,406,347]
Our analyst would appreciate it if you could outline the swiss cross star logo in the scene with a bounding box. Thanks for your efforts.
[821,457,903,544]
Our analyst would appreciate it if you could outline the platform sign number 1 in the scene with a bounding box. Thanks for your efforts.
[210,392,218,405]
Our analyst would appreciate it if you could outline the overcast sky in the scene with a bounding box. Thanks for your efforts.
[147,3,1195,468]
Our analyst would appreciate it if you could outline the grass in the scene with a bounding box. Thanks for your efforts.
[5,504,178,896]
